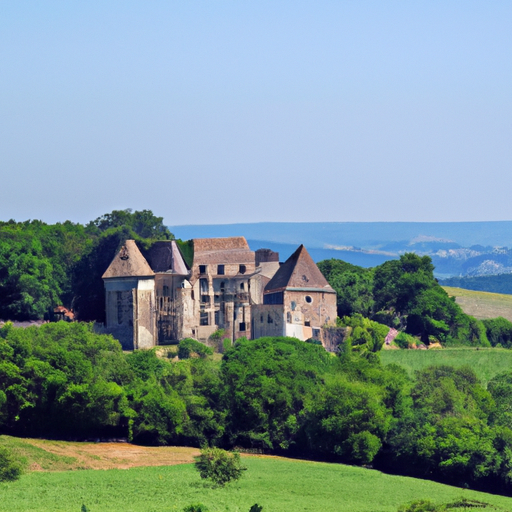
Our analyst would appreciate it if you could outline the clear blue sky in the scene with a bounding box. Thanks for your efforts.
[1,1,511,225]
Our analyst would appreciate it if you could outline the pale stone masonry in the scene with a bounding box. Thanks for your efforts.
[102,237,337,350]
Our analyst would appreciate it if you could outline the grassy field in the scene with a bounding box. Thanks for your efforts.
[1,437,512,511]
[442,286,512,321]
[380,347,512,385]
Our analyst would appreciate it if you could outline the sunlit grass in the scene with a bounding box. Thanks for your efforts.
[381,347,512,386]
[1,453,512,511]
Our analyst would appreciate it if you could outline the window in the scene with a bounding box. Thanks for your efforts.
[291,301,296,311]
[305,321,311,327]
[220,281,225,292]
[200,312,209,326]
[239,264,246,274]
[199,265,207,274]
[267,314,273,324]
[287,312,291,323]
[201,295,210,304]
[200,278,208,294]
[305,295,312,304]
[215,310,220,325]
[239,322,246,332]
[240,282,245,290]
[260,315,264,323]
[264,292,284,305]
[163,285,170,296]
[217,265,225,275]
[313,328,321,339]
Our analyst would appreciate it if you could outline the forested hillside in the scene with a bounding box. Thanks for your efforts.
[440,274,512,295]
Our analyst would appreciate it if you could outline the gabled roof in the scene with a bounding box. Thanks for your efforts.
[102,240,154,279]
[146,241,190,275]
[264,245,334,293]
[193,237,255,265]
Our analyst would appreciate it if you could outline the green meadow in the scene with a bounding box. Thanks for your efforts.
[380,347,512,386]
[2,455,512,512]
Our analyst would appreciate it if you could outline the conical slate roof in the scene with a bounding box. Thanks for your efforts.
[264,245,334,292]
[102,240,154,279]
[146,241,190,274]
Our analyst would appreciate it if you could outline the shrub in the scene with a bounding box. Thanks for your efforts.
[194,446,246,487]
[0,446,23,482]
[394,332,417,349]
[183,504,209,512]
[398,500,443,512]
[249,505,263,512]
[178,338,213,359]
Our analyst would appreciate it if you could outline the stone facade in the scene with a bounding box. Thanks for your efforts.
[102,238,337,350]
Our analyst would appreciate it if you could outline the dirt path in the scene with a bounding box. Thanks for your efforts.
[24,439,201,471]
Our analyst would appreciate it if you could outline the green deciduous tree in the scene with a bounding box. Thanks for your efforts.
[220,337,332,451]
[317,259,374,317]
[87,209,173,240]
[482,317,512,348]
[194,446,246,487]
[304,375,390,463]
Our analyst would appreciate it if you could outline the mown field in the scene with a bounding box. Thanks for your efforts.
[442,286,512,321]
[1,437,512,512]
[380,347,512,385]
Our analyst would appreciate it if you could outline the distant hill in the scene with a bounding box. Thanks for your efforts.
[169,221,512,278]
[246,239,396,267]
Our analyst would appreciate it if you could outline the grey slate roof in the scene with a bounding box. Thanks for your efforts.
[146,241,190,274]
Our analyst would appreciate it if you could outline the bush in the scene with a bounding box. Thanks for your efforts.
[0,446,23,482]
[194,446,246,487]
[178,338,213,359]
[398,500,443,512]
[222,338,232,352]
[394,332,417,349]
[183,504,209,512]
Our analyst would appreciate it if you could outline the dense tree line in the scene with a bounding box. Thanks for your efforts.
[0,209,174,322]
[2,322,512,495]
[439,273,512,295]
[319,253,494,347]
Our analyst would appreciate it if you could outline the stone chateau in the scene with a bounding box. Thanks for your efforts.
[102,237,337,350]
